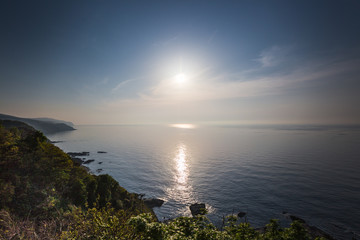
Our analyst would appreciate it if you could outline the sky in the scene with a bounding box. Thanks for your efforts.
[1,0,360,125]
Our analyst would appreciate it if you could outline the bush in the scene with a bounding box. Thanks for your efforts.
[128,214,324,240]
[60,205,138,239]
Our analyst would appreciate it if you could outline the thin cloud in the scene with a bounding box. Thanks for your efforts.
[256,46,292,68]
[81,76,110,94]
[111,79,134,93]
[100,51,360,122]
[95,53,360,125]
[138,54,360,102]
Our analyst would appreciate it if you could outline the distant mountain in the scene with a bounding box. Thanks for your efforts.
[31,117,74,127]
[0,113,75,134]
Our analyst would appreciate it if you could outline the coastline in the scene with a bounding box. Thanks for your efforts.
[47,124,360,240]
[64,148,338,240]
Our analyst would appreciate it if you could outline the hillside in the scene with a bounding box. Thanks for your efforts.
[0,113,75,134]
[0,121,153,239]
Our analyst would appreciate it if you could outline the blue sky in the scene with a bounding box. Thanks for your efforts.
[1,0,360,124]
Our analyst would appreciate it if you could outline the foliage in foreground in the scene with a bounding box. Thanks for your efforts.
[60,204,147,239]
[1,204,326,240]
[127,213,326,240]
[61,209,325,240]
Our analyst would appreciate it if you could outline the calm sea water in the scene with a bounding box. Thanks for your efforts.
[48,125,360,239]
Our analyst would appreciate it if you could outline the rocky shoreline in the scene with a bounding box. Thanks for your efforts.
[281,211,335,240]
[66,151,341,240]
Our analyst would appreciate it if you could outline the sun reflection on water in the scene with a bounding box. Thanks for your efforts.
[160,143,215,219]
[170,124,196,129]
[176,145,187,184]
[164,143,196,216]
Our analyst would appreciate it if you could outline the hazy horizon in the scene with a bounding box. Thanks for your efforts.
[1,1,360,125]
[4,111,360,128]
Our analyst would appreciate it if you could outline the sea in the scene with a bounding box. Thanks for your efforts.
[47,124,360,239]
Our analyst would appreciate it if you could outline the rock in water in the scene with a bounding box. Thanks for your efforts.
[283,212,306,223]
[67,152,90,156]
[144,198,164,208]
[237,211,247,218]
[190,203,206,216]
[283,212,334,239]
[83,159,95,164]
[97,151,107,153]
[289,215,306,223]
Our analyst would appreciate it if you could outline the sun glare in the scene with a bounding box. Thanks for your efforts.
[174,73,188,84]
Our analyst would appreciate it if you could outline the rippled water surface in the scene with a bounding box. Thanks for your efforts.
[48,125,360,239]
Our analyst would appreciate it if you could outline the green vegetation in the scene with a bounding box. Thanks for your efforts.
[127,214,325,240]
[61,211,325,239]
[0,121,152,239]
[0,121,327,239]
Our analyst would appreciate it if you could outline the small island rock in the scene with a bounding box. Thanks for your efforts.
[67,152,89,157]
[190,203,206,216]
[282,212,334,239]
[83,159,95,164]
[144,198,164,208]
[237,211,247,218]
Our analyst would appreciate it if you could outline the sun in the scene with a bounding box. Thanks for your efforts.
[174,73,188,84]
